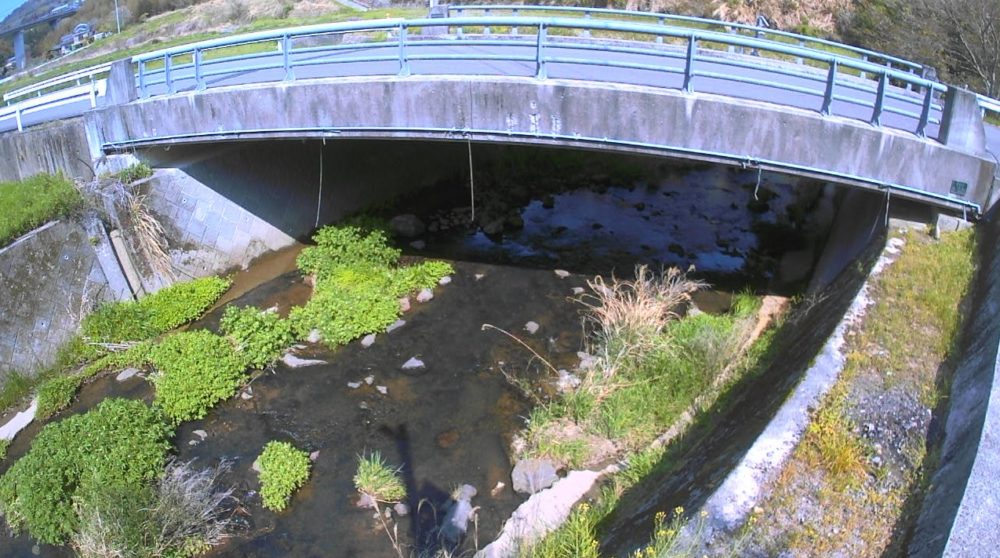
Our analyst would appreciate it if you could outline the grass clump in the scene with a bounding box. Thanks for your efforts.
[0,439,8,461]
[111,162,153,184]
[291,225,453,347]
[0,399,172,545]
[257,441,311,512]
[0,174,82,247]
[82,276,231,343]
[147,331,246,424]
[35,374,86,420]
[353,451,407,504]
[220,305,295,369]
[72,460,233,558]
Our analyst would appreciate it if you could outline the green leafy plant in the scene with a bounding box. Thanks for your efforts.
[0,439,8,461]
[35,374,86,420]
[353,451,406,504]
[0,399,172,545]
[220,305,295,369]
[82,277,231,343]
[257,441,311,512]
[296,226,400,280]
[148,331,246,424]
[0,173,82,247]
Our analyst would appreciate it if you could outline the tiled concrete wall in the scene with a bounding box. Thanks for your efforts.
[0,220,117,378]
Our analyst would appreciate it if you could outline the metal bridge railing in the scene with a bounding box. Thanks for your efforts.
[448,5,925,77]
[131,15,946,137]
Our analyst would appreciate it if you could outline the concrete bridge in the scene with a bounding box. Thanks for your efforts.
[0,9,996,216]
[0,1,82,70]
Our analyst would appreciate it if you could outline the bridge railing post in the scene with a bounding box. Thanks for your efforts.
[871,72,887,126]
[88,79,97,108]
[14,105,22,132]
[511,8,519,36]
[535,24,547,80]
[138,60,148,99]
[821,60,838,115]
[164,54,174,94]
[399,24,411,77]
[917,87,934,138]
[194,48,205,91]
[282,34,294,81]
[657,17,664,44]
[484,8,491,36]
[683,36,697,93]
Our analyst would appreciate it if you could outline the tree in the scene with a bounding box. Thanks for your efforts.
[920,0,1000,97]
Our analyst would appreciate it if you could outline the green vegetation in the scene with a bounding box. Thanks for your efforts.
[220,305,295,369]
[0,174,82,247]
[520,266,763,465]
[0,439,8,461]
[0,399,172,545]
[353,451,406,504]
[257,441,312,512]
[290,225,453,347]
[82,276,231,343]
[147,331,246,424]
[111,162,154,184]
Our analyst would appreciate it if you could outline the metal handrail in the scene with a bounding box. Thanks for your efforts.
[3,62,112,104]
[131,15,946,138]
[448,4,924,73]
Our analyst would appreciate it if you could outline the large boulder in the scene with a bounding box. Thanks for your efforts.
[389,214,426,238]
[511,458,559,495]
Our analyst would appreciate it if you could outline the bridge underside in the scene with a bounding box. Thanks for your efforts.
[88,75,994,214]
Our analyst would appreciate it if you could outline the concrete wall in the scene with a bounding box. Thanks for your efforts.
[87,76,995,213]
[0,117,96,182]
[0,219,124,378]
[908,211,1000,557]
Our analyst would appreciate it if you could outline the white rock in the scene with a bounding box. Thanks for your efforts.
[394,502,410,516]
[475,273,485,281]
[251,458,262,473]
[571,287,585,295]
[524,321,540,335]
[356,493,377,509]
[399,297,411,312]
[554,269,570,278]
[307,329,322,343]
[240,391,253,400]
[310,450,320,462]
[193,429,208,440]
[365,375,375,385]
[491,481,506,498]
[347,382,362,389]
[439,276,452,285]
[410,240,427,250]
[376,385,388,395]
[416,288,434,303]
[387,319,406,333]
[188,440,199,446]
[0,399,37,442]
[281,353,327,368]
[402,357,426,371]
[361,334,376,348]
[116,367,140,382]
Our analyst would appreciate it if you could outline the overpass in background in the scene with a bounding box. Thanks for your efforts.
[0,7,996,215]
[0,1,82,70]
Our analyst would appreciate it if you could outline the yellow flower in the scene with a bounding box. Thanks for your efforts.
[700,510,709,519]
[673,506,684,517]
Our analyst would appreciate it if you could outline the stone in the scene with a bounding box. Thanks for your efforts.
[482,218,505,235]
[307,329,322,343]
[387,319,406,333]
[348,381,362,389]
[389,214,426,237]
[416,288,434,303]
[410,240,426,250]
[554,269,570,278]
[0,399,37,441]
[281,353,326,368]
[475,273,485,281]
[512,458,560,495]
[399,297,411,312]
[394,502,410,516]
[240,391,253,400]
[364,375,375,385]
[436,428,460,448]
[361,334,376,348]
[441,485,478,544]
[439,276,452,285]
[402,357,425,371]
[356,493,376,509]
[524,321,540,335]
[359,402,370,410]
[376,385,388,395]
[310,450,320,462]
[555,369,581,393]
[116,367,140,382]
[188,440,199,446]
[571,287,585,295]
[193,429,208,440]
[251,458,261,473]
[491,481,506,498]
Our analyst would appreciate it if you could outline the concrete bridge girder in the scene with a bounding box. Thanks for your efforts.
[87,74,995,214]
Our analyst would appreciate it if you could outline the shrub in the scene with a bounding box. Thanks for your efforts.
[220,306,294,369]
[0,399,172,545]
[111,162,153,184]
[0,439,8,461]
[82,276,231,343]
[257,441,311,512]
[353,451,406,504]
[71,459,234,558]
[296,226,400,280]
[0,173,82,247]
[148,331,246,424]
[290,284,401,346]
[388,260,455,295]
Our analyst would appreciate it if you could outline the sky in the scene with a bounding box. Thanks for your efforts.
[0,0,25,23]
